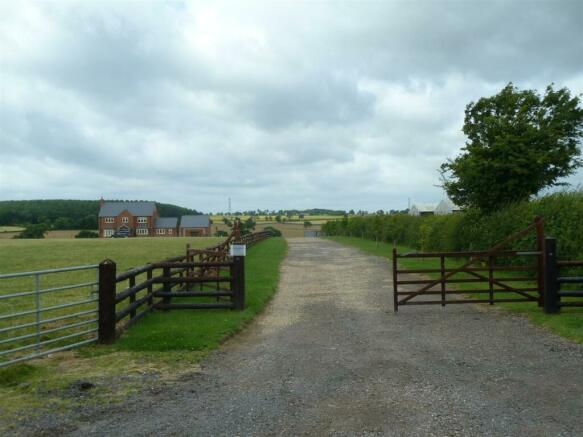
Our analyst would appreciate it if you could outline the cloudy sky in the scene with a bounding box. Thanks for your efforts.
[1,0,582,213]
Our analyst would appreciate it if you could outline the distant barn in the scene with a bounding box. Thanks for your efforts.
[408,203,437,216]
[435,199,461,215]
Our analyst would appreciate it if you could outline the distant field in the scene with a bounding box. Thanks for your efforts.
[0,226,24,233]
[212,222,322,238]
[211,214,343,223]
[0,236,221,275]
[0,229,93,240]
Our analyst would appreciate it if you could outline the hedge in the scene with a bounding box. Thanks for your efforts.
[322,191,583,260]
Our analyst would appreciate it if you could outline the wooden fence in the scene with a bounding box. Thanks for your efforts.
[543,237,583,313]
[98,225,275,343]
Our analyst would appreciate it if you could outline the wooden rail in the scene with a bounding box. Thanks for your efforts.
[97,224,275,342]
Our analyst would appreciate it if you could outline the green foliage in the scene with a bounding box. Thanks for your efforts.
[74,230,98,238]
[303,221,312,228]
[441,83,583,211]
[322,191,583,259]
[14,224,49,239]
[214,230,229,237]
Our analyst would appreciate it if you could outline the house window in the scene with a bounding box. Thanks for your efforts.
[122,217,129,224]
[103,229,114,237]
[156,228,166,235]
[137,217,147,224]
[136,228,148,236]
[105,217,114,223]
[168,229,173,235]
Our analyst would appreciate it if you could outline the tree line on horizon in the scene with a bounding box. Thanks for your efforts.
[0,199,200,230]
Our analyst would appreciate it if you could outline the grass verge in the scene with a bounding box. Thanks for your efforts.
[327,236,583,343]
[0,237,287,431]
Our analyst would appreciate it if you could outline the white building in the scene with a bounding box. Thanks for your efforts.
[408,203,437,216]
[435,199,461,215]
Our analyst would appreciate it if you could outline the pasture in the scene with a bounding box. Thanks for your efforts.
[213,222,322,238]
[0,237,287,425]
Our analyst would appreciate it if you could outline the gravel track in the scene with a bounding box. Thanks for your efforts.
[66,238,583,435]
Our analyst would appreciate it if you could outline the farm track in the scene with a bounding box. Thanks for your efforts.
[27,239,583,435]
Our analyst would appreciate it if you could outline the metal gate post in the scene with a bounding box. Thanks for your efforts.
[98,259,117,344]
[543,238,560,314]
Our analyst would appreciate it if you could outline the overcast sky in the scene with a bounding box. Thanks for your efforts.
[1,1,582,213]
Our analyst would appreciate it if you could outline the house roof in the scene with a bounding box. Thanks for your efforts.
[180,215,210,228]
[99,201,156,217]
[154,217,178,228]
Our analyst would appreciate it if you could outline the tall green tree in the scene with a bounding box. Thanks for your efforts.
[440,83,583,211]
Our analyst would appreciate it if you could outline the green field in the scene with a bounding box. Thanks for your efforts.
[328,236,583,343]
[0,226,24,233]
[0,237,287,427]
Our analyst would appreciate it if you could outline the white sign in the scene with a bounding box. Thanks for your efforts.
[230,244,247,257]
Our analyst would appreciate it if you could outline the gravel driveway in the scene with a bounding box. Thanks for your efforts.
[72,238,582,436]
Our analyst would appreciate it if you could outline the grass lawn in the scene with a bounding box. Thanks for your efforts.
[327,236,583,343]
[116,237,288,351]
[0,237,287,428]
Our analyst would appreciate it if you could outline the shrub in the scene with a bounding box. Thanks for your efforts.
[75,230,99,238]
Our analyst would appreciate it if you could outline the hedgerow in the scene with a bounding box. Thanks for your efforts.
[322,191,583,259]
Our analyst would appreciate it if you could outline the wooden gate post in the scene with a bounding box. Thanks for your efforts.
[543,237,560,314]
[98,259,117,344]
[535,216,545,307]
[162,266,171,309]
[232,256,246,310]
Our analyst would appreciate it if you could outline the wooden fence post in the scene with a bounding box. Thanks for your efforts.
[232,256,245,310]
[162,266,171,309]
[543,237,560,314]
[98,259,116,344]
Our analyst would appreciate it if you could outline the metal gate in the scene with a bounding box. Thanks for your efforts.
[0,265,99,367]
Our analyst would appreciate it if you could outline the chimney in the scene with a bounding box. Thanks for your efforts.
[99,197,105,208]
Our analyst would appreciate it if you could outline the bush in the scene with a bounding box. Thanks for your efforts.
[14,224,49,239]
[75,230,98,238]
[263,226,282,237]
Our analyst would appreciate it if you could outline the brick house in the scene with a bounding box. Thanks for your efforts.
[153,217,178,237]
[98,201,161,238]
[179,215,211,236]
[98,200,207,238]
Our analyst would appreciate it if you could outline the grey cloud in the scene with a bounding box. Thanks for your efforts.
[1,1,582,212]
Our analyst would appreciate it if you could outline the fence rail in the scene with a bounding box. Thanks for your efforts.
[98,225,274,342]
[0,265,99,368]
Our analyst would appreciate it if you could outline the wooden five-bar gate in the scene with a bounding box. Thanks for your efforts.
[393,217,583,312]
